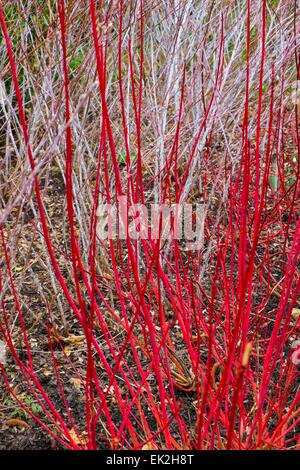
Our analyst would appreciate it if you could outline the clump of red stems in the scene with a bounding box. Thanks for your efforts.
[0,0,299,450]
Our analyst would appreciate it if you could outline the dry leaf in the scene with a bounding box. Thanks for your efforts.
[57,334,85,345]
[63,345,72,356]
[43,369,52,377]
[70,377,85,390]
[103,272,113,280]
[292,308,300,320]
[68,427,88,446]
[6,418,30,429]
[142,442,158,450]
[14,265,24,272]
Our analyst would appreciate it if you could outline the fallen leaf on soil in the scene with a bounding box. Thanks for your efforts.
[142,442,158,450]
[68,427,88,446]
[70,377,85,390]
[57,334,85,345]
[5,418,30,429]
[63,346,72,356]
[14,265,24,272]
[292,308,300,320]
